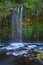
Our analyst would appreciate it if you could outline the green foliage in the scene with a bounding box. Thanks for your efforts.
[0,0,43,42]
[23,25,33,37]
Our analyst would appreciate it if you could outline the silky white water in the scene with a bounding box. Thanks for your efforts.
[11,6,23,42]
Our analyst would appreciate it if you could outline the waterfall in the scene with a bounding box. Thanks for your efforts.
[37,9,39,42]
[11,5,23,43]
[34,8,39,42]
[19,6,23,42]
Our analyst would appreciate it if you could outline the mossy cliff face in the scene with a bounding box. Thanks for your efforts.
[0,3,43,42]
[0,3,18,42]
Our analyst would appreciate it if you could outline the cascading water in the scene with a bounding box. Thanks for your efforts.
[35,8,39,42]
[19,6,23,42]
[11,5,23,43]
[36,9,39,42]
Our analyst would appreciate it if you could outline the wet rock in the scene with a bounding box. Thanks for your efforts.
[27,59,43,65]
[14,55,43,65]
[0,53,43,65]
[0,51,7,60]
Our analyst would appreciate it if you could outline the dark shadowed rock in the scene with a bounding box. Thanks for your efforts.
[0,51,43,65]
[15,0,24,4]
[13,55,43,65]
